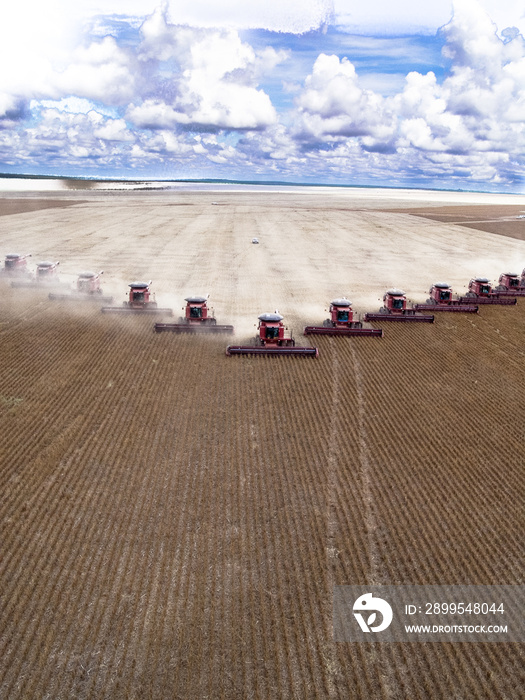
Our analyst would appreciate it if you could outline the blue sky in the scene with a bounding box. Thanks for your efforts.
[0,0,524,191]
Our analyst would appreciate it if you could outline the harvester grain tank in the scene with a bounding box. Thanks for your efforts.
[227,312,318,356]
[49,271,113,302]
[458,277,517,305]
[364,289,434,322]
[413,283,478,313]
[155,296,234,333]
[2,253,31,276]
[492,272,525,297]
[304,298,383,336]
[101,281,173,315]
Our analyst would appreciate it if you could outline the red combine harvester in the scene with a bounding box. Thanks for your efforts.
[101,281,173,315]
[304,298,383,337]
[11,260,61,287]
[36,260,60,282]
[49,271,113,302]
[364,289,434,322]
[413,282,478,313]
[492,272,525,297]
[77,271,103,294]
[2,253,31,276]
[155,296,234,333]
[227,312,318,356]
[458,277,517,305]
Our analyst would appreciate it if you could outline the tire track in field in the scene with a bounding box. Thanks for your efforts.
[324,340,340,700]
[347,343,381,584]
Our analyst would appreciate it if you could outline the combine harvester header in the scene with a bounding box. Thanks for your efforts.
[102,281,173,315]
[364,290,434,322]
[227,312,318,357]
[413,283,478,313]
[155,296,233,334]
[304,298,383,337]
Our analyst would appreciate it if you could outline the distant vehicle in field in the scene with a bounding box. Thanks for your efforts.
[155,296,234,334]
[36,260,60,282]
[492,272,525,297]
[227,311,318,356]
[252,238,259,244]
[459,277,517,305]
[49,270,113,303]
[304,297,383,336]
[101,281,173,315]
[12,260,61,287]
[2,253,31,276]
[364,289,434,322]
[412,282,478,313]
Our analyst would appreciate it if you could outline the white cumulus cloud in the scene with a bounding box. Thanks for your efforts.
[294,54,396,145]
[129,7,283,130]
[292,0,525,184]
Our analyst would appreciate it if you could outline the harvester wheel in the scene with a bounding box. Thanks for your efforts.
[322,319,331,327]
[494,285,506,291]
[465,292,476,298]
[379,306,388,314]
[426,298,435,305]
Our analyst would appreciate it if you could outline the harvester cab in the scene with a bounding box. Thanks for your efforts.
[467,277,492,297]
[383,289,407,313]
[429,282,452,303]
[4,253,31,274]
[128,281,155,307]
[258,312,294,346]
[184,296,216,324]
[328,298,355,326]
[36,261,59,282]
[77,271,103,294]
[496,273,520,290]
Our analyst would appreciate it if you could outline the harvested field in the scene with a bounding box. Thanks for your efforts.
[0,187,524,699]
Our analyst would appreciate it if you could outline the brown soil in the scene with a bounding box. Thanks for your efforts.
[0,198,85,217]
[388,205,525,241]
[0,189,524,699]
